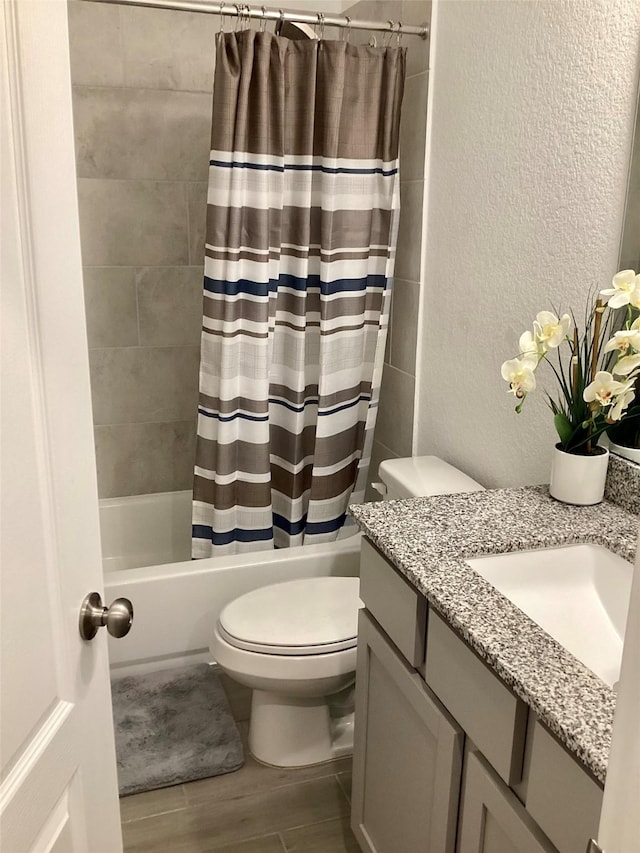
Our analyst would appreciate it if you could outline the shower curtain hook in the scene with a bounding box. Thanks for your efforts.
[367,33,377,47]
[396,21,403,47]
[275,8,284,35]
[383,21,393,47]
[260,5,267,32]
[343,16,352,42]
[233,3,241,31]
[316,12,325,40]
[218,1,226,33]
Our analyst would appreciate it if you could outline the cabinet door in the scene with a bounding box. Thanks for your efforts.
[458,750,557,853]
[351,611,463,853]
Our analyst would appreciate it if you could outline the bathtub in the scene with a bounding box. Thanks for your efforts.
[102,491,361,677]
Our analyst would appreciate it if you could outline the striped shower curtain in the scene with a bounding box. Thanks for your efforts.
[192,30,405,557]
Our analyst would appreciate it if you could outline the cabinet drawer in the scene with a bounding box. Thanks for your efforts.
[359,538,427,667]
[424,611,528,785]
[525,720,602,853]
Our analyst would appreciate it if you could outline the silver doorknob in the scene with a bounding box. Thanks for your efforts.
[79,592,133,641]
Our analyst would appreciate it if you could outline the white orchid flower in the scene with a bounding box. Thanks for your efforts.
[533,311,571,351]
[600,269,640,309]
[608,388,636,422]
[518,330,540,357]
[583,371,634,409]
[603,328,640,355]
[612,353,640,376]
[501,356,537,398]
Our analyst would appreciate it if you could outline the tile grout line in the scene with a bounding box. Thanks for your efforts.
[89,344,201,352]
[184,180,194,266]
[77,176,208,186]
[120,802,189,825]
[181,763,353,809]
[133,269,142,347]
[335,772,351,804]
[72,81,214,97]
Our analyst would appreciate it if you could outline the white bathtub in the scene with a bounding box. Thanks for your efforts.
[101,491,361,677]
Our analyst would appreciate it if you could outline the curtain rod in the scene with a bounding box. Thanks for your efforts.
[86,0,429,40]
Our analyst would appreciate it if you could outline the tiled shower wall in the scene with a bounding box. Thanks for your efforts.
[345,1,431,498]
[69,0,431,500]
[68,0,216,498]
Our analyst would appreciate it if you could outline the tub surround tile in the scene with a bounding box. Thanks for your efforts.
[375,364,415,457]
[345,0,430,78]
[394,180,423,283]
[121,5,217,93]
[136,267,204,347]
[83,267,138,348]
[349,487,638,785]
[73,87,212,181]
[346,1,402,45]
[90,347,200,426]
[187,182,209,266]
[399,72,429,181]
[94,420,196,499]
[389,278,419,375]
[67,0,124,87]
[402,0,431,78]
[77,179,189,267]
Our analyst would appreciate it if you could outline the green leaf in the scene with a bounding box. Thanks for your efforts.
[553,411,574,448]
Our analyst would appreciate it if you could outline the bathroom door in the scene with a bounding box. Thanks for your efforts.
[1,1,123,850]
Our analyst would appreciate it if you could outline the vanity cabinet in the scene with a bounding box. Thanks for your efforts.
[353,539,604,853]
[458,750,556,853]
[351,611,463,853]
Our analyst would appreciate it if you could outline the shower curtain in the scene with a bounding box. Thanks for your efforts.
[192,29,405,557]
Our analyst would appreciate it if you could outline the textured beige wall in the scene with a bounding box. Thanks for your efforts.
[620,104,640,272]
[343,0,432,498]
[416,0,640,489]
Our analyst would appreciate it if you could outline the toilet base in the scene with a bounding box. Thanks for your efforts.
[248,689,354,768]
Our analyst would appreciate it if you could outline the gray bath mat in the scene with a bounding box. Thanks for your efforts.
[112,663,244,796]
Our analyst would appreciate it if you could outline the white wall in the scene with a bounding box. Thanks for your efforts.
[416,0,640,488]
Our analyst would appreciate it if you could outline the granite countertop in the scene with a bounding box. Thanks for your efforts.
[349,484,639,785]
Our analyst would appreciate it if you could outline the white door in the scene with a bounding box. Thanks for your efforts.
[1,0,123,850]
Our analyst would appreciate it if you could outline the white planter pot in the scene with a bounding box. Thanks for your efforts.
[608,440,640,465]
[549,445,609,506]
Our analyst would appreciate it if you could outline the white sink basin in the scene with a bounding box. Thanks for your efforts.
[466,544,633,688]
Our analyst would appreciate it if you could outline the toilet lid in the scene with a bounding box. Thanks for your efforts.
[218,577,362,656]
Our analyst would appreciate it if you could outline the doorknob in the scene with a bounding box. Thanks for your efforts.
[79,592,133,640]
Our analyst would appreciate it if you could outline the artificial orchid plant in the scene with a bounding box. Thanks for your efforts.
[502,269,640,455]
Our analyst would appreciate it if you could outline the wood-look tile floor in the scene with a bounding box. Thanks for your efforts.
[121,672,359,853]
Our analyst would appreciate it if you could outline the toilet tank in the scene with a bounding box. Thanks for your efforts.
[377,456,484,500]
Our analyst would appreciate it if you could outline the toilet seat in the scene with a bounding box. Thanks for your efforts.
[218,577,361,657]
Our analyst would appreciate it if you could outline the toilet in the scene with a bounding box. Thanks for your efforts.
[210,456,484,768]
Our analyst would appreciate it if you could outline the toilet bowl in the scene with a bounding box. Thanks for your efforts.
[211,456,485,768]
[211,576,362,767]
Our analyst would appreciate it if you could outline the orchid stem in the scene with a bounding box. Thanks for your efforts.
[591,299,603,382]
